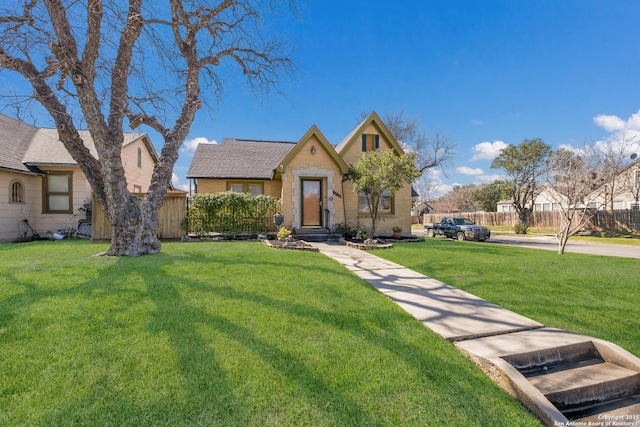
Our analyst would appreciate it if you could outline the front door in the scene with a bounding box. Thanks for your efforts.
[301,179,322,227]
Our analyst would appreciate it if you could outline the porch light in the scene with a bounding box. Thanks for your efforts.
[310,145,316,155]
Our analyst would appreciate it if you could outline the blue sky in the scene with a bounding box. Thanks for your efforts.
[173,0,640,195]
[4,1,637,197]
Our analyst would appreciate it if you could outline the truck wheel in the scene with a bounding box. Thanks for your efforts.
[427,229,435,238]
[456,232,466,241]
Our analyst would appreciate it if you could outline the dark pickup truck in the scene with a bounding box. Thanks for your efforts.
[424,217,491,241]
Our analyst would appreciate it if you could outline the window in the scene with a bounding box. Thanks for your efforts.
[227,182,263,195]
[358,190,392,214]
[248,184,262,196]
[133,185,142,193]
[43,172,73,213]
[361,134,380,152]
[137,147,142,168]
[9,180,24,203]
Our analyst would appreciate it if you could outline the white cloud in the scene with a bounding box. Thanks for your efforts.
[629,110,640,130]
[469,119,484,126]
[594,109,640,132]
[180,136,217,153]
[558,143,586,154]
[471,140,508,161]
[593,114,626,132]
[592,110,640,157]
[457,166,484,175]
[172,172,190,192]
[475,174,506,184]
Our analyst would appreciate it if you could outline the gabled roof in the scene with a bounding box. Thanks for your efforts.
[186,138,296,180]
[0,114,41,175]
[278,125,349,174]
[22,129,151,166]
[0,112,157,173]
[335,111,404,155]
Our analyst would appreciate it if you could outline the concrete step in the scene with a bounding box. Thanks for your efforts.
[504,341,603,377]
[293,229,340,242]
[531,362,640,404]
[571,396,640,422]
[496,338,640,423]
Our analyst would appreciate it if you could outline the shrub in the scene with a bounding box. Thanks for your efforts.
[334,223,357,239]
[188,192,281,237]
[514,222,529,234]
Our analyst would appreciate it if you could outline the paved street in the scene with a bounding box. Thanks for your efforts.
[487,234,640,259]
[414,229,640,259]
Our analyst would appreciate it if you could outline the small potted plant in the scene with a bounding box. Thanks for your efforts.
[392,225,403,239]
[276,226,292,241]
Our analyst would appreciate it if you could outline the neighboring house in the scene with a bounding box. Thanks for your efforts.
[187,112,413,236]
[497,161,640,214]
[0,113,159,242]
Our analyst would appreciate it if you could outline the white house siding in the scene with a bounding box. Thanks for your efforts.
[121,138,156,192]
[0,171,40,242]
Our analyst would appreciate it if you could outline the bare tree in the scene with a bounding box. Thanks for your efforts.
[0,1,294,256]
[544,146,607,254]
[597,131,640,210]
[359,109,456,201]
[380,109,456,173]
[413,172,442,203]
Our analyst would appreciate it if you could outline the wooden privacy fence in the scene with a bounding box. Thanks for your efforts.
[423,209,640,232]
[92,190,187,241]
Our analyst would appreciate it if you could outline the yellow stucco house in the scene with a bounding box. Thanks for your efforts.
[186,112,414,238]
[0,113,159,242]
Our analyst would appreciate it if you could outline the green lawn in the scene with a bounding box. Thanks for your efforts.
[0,240,540,426]
[375,239,640,358]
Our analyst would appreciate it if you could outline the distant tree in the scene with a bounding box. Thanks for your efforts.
[491,139,553,228]
[0,1,295,256]
[451,184,480,212]
[431,183,479,213]
[413,172,442,204]
[543,146,607,254]
[471,181,511,212]
[349,149,420,238]
[598,131,640,210]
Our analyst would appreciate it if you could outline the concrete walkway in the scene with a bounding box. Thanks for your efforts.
[314,242,543,341]
[314,242,640,426]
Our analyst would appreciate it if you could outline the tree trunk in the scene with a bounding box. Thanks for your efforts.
[556,227,570,255]
[103,195,162,256]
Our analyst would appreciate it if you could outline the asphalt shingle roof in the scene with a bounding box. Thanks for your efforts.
[187,138,296,180]
[0,113,149,172]
[0,114,40,174]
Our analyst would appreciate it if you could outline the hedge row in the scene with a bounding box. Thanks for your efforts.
[186,192,281,237]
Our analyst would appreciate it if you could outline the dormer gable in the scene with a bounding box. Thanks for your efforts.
[276,124,349,176]
[335,112,404,164]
